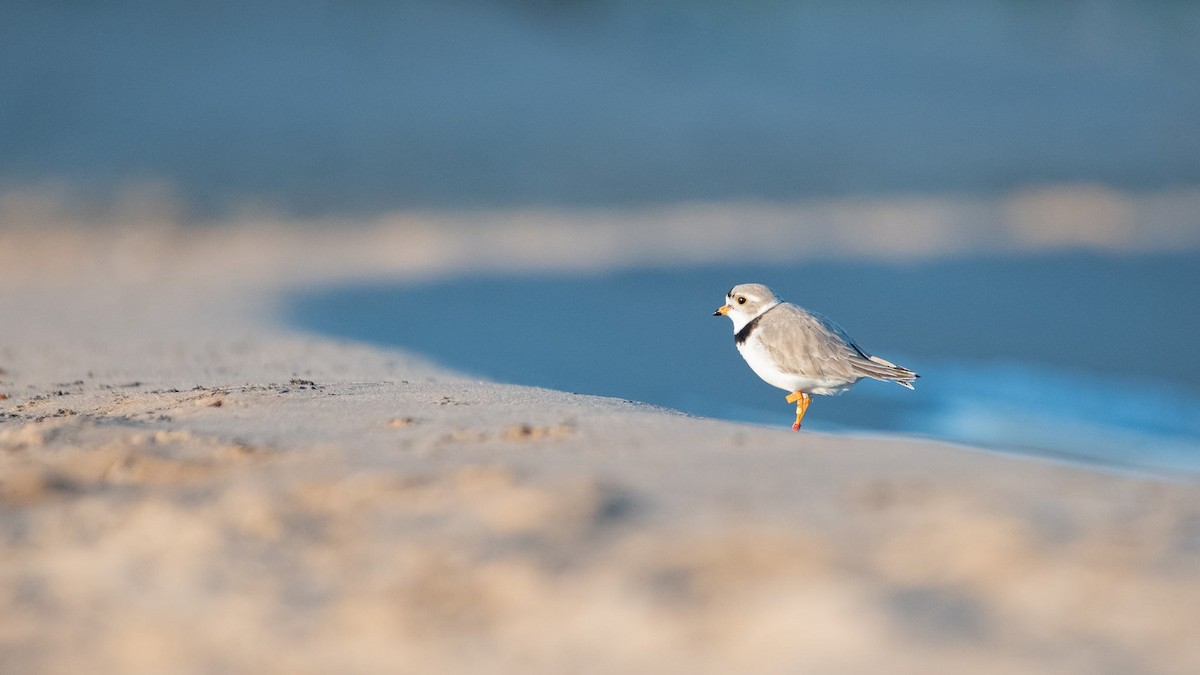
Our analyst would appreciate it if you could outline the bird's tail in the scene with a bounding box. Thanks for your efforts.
[854,355,919,390]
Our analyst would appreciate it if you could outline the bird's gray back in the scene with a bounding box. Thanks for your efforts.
[751,303,870,381]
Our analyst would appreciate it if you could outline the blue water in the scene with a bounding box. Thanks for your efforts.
[4,1,1200,214]
[287,252,1200,474]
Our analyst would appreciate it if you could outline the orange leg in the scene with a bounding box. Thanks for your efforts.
[785,391,811,430]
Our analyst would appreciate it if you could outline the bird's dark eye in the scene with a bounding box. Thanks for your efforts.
[737,296,747,305]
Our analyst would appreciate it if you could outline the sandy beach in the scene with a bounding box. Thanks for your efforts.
[3,215,1199,675]
[6,3,1200,671]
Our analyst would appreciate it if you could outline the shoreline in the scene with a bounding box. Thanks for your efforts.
[3,223,1199,673]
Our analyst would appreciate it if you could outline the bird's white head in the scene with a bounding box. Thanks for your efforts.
[713,283,782,332]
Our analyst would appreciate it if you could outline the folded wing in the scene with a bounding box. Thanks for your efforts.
[756,304,919,389]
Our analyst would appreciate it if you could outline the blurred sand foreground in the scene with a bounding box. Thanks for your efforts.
[2,198,1200,674]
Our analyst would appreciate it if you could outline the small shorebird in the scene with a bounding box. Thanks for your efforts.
[714,283,918,430]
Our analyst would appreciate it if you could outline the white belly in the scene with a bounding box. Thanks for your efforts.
[736,338,856,396]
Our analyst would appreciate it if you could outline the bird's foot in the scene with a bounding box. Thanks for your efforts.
[788,391,811,431]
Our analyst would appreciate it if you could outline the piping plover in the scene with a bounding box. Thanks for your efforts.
[714,283,917,430]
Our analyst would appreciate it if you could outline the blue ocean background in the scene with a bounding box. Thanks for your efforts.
[3,1,1199,213]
